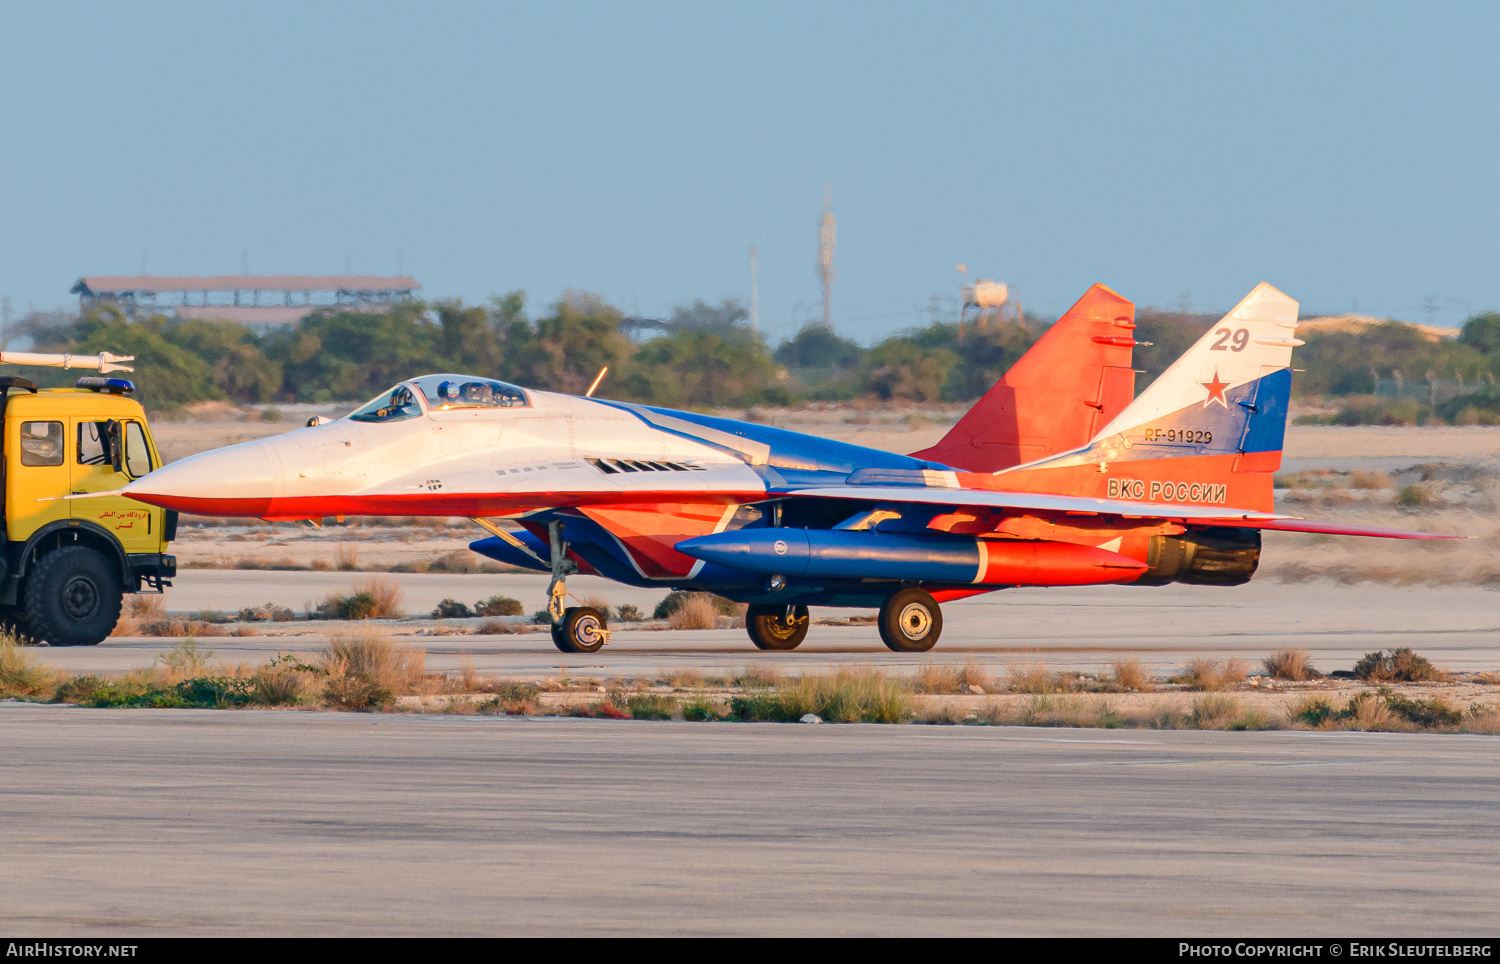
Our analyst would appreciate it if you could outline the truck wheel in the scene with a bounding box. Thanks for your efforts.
[23,546,123,647]
[551,607,608,654]
[746,603,809,651]
[878,588,942,653]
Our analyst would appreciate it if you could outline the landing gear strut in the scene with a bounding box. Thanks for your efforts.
[878,587,942,653]
[745,603,809,651]
[545,520,611,654]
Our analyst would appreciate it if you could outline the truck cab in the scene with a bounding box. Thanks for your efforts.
[1,376,176,646]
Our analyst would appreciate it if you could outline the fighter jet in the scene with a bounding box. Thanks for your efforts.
[121,283,1450,654]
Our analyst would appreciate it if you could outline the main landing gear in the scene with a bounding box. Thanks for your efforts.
[745,603,810,650]
[545,520,612,654]
[743,589,944,653]
[876,587,942,653]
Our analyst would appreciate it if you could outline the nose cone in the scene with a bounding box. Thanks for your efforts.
[123,439,279,517]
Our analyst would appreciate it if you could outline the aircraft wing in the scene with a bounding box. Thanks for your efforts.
[780,485,1461,539]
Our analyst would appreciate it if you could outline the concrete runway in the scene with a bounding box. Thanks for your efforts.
[0,704,1496,936]
[31,571,1500,678]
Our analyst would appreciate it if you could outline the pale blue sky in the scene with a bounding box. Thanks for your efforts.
[2,2,1496,341]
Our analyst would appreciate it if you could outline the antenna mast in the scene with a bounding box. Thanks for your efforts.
[817,183,837,329]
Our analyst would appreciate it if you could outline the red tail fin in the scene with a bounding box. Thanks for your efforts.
[912,283,1138,472]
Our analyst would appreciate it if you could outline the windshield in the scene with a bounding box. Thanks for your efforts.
[411,373,529,411]
[348,383,424,423]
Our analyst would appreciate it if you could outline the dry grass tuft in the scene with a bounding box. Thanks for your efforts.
[731,666,911,723]
[915,659,992,694]
[126,595,166,620]
[249,657,317,706]
[1108,658,1152,692]
[1463,704,1500,734]
[1353,648,1447,682]
[333,544,361,571]
[318,578,405,620]
[734,664,783,689]
[1343,691,1395,730]
[1263,648,1319,681]
[0,637,58,698]
[140,619,231,638]
[1177,656,1250,691]
[1189,695,1244,729]
[658,667,704,689]
[318,629,426,709]
[668,594,718,630]
[156,639,218,683]
[1006,660,1063,695]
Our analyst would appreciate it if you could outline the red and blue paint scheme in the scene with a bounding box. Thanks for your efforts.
[119,282,1457,653]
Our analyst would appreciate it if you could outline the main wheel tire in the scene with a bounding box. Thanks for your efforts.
[746,603,810,651]
[551,606,608,654]
[23,546,123,647]
[877,588,942,653]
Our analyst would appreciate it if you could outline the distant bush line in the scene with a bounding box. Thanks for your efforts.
[16,295,1500,417]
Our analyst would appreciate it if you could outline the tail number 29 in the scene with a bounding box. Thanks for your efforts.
[1211,328,1249,351]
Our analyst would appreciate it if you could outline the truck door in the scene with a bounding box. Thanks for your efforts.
[69,418,159,553]
[7,418,72,540]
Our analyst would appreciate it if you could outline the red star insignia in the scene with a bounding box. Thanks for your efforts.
[1200,368,1230,408]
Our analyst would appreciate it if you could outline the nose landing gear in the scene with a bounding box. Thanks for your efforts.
[552,606,610,654]
[544,520,612,654]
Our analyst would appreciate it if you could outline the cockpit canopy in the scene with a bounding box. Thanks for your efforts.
[348,374,530,423]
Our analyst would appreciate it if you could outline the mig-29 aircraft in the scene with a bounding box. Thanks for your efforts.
[120,283,1449,654]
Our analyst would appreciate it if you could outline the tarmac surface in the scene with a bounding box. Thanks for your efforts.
[30,571,1500,678]
[1,704,1496,936]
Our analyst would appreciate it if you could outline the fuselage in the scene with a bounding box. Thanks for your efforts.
[122,373,1254,608]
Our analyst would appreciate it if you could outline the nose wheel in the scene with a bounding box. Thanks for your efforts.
[552,606,610,654]
[878,588,942,652]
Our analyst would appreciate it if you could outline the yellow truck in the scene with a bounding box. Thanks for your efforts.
[0,352,175,646]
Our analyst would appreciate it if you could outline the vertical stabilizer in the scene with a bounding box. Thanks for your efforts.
[993,283,1302,514]
[912,283,1137,472]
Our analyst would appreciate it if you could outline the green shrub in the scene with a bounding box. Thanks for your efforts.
[322,674,394,711]
[1292,697,1337,726]
[1382,692,1463,727]
[1353,648,1445,682]
[474,595,523,617]
[236,602,297,622]
[653,591,690,619]
[682,697,723,721]
[432,598,473,619]
[614,603,644,623]
[626,694,677,720]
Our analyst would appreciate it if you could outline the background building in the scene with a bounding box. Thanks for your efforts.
[71,274,420,325]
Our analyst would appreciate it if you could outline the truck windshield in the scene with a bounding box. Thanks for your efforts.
[348,384,424,423]
[412,374,529,411]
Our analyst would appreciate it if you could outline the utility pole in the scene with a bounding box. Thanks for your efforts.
[749,245,759,333]
[817,182,836,329]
